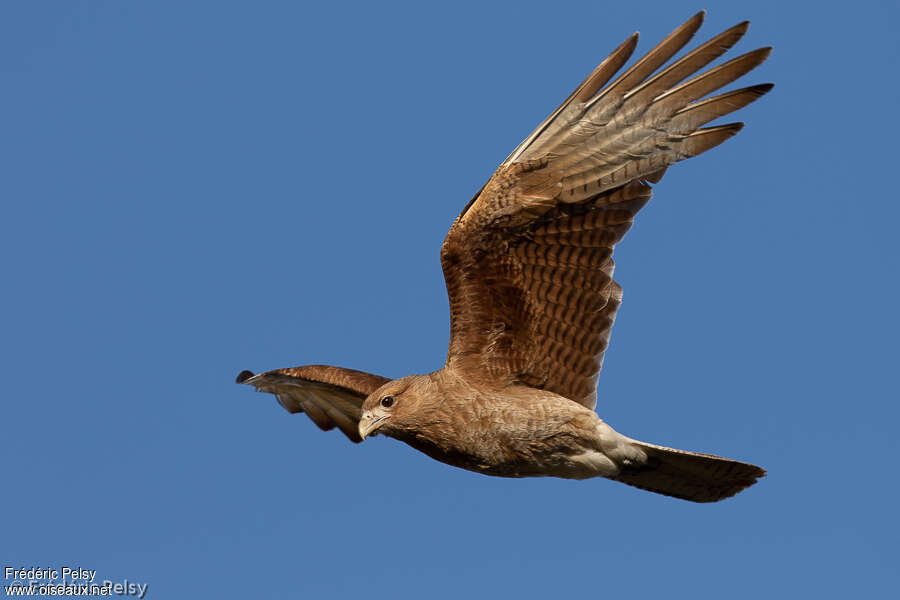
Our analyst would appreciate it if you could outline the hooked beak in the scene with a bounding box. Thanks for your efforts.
[358,412,389,441]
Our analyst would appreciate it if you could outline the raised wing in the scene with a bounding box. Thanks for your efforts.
[441,12,771,409]
[236,365,390,442]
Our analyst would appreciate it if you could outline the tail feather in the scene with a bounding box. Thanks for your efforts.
[613,441,766,502]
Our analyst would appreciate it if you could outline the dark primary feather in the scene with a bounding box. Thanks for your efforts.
[441,12,772,409]
[503,32,639,166]
[237,365,389,442]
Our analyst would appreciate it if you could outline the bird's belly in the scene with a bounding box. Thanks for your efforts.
[472,449,619,479]
[400,425,621,480]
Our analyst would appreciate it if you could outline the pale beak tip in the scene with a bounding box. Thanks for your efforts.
[358,413,386,441]
[358,413,373,441]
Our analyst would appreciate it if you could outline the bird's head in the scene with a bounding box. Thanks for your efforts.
[358,375,425,440]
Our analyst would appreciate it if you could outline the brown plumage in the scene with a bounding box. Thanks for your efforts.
[238,12,770,503]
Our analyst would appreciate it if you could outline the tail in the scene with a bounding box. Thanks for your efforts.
[612,441,766,503]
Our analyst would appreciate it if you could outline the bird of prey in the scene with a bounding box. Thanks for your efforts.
[238,12,771,502]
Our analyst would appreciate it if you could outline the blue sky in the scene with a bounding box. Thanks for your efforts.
[2,0,897,598]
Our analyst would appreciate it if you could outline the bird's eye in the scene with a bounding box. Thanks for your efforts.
[380,395,395,408]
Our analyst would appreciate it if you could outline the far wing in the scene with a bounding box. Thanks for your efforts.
[236,365,390,443]
[441,12,771,409]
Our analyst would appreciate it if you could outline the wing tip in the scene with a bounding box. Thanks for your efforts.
[727,19,751,39]
[751,46,774,66]
[236,369,255,384]
[683,9,706,33]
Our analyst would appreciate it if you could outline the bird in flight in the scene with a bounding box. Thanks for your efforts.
[238,12,771,502]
